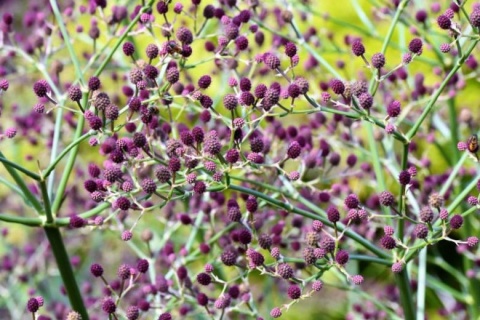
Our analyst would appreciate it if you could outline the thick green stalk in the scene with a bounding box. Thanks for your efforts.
[44,227,89,319]
[396,270,415,320]
[0,213,42,226]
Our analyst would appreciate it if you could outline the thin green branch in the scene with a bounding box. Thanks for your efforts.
[0,156,41,180]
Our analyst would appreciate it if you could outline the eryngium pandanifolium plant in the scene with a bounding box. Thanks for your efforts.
[0,0,479,319]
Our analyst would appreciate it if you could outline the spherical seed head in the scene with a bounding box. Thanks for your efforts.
[330,79,345,95]
[225,149,240,164]
[65,311,82,320]
[470,10,480,27]
[140,178,156,194]
[68,85,82,102]
[321,236,335,253]
[105,104,119,120]
[27,297,39,312]
[294,77,309,94]
[214,295,231,309]
[168,157,181,172]
[223,93,238,110]
[419,206,433,223]
[88,76,101,91]
[122,41,135,56]
[335,249,349,265]
[428,193,444,208]
[352,41,366,57]
[312,220,323,232]
[102,297,116,314]
[116,197,130,211]
[287,285,301,299]
[371,53,386,68]
[238,91,254,106]
[438,208,448,220]
[414,224,429,239]
[450,214,463,229]
[159,313,172,320]
[121,230,132,241]
[196,272,212,285]
[238,77,251,92]
[344,194,359,209]
[145,43,159,59]
[143,64,159,80]
[193,181,206,194]
[356,92,373,109]
[33,81,48,97]
[381,235,397,250]
[126,306,140,320]
[265,54,281,70]
[270,307,282,318]
[33,103,45,114]
[90,263,104,277]
[258,234,272,249]
[327,206,340,223]
[398,170,411,186]
[351,275,364,285]
[165,67,179,84]
[0,79,9,91]
[117,264,131,280]
[227,206,242,222]
[285,42,297,57]
[467,196,478,206]
[437,15,451,29]
[467,236,479,247]
[197,75,212,89]
[235,35,249,50]
[379,191,395,206]
[440,43,451,53]
[305,231,319,246]
[391,262,404,273]
[93,92,110,111]
[249,251,265,266]
[69,215,86,228]
[176,26,193,44]
[224,23,239,40]
[271,247,281,260]
[287,141,302,159]
[383,225,395,236]
[132,132,146,148]
[457,141,468,151]
[303,247,316,264]
[221,250,237,266]
[408,38,423,54]
[387,100,401,118]
[254,84,267,98]
[275,263,293,279]
[311,280,323,292]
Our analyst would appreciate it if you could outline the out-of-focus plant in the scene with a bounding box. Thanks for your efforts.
[0,0,479,319]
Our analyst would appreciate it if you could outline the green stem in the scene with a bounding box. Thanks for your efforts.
[44,227,89,319]
[369,0,411,95]
[0,151,43,213]
[407,40,480,140]
[0,156,41,180]
[0,213,42,226]
[43,131,93,178]
[49,0,85,85]
[447,98,461,163]
[397,143,409,241]
[39,181,54,224]
[396,270,415,320]
[228,183,389,259]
